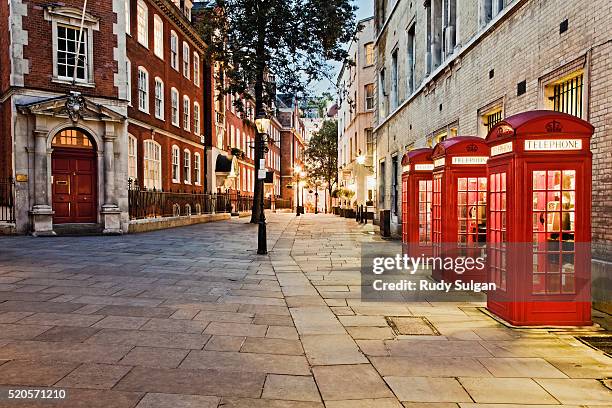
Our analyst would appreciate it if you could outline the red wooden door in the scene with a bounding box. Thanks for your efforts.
[52,149,97,224]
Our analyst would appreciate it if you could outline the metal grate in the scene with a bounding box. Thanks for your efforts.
[386,316,440,336]
[577,336,612,357]
[0,177,15,223]
[486,111,503,132]
[552,74,583,118]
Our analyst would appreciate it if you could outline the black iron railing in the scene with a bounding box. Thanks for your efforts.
[0,177,15,223]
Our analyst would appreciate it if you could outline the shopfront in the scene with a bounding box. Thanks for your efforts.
[486,111,594,326]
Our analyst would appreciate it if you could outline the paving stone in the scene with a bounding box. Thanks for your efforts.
[119,347,189,368]
[0,323,52,339]
[114,366,266,398]
[290,307,345,335]
[0,340,132,364]
[338,315,388,326]
[204,335,245,351]
[241,337,304,355]
[325,399,404,408]
[0,311,34,323]
[193,310,254,323]
[237,304,291,316]
[204,322,268,337]
[459,377,558,404]
[0,360,78,386]
[0,389,144,408]
[252,314,294,326]
[386,340,492,357]
[262,374,321,402]
[534,378,612,405]
[546,356,612,378]
[372,356,491,377]
[312,364,394,401]
[169,309,200,320]
[18,313,104,327]
[385,376,472,402]
[0,300,83,313]
[180,350,310,375]
[56,363,132,389]
[356,340,390,356]
[135,393,220,408]
[140,318,209,333]
[92,316,150,330]
[478,357,568,378]
[346,326,396,340]
[96,305,175,318]
[219,397,324,408]
[86,329,210,349]
[71,295,164,307]
[301,334,367,365]
[267,325,299,339]
[34,326,100,342]
[404,404,459,408]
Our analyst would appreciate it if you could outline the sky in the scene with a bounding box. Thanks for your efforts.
[311,0,374,97]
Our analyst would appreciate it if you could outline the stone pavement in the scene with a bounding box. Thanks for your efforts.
[0,213,610,407]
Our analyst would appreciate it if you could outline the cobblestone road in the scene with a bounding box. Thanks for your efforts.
[0,213,610,407]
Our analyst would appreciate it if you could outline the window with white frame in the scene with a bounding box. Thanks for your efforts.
[56,24,90,82]
[193,102,201,135]
[153,15,163,59]
[193,52,200,87]
[194,153,201,185]
[137,67,149,113]
[154,77,164,119]
[128,135,138,181]
[170,31,178,70]
[171,88,179,126]
[171,145,180,182]
[143,140,161,190]
[126,59,132,104]
[125,0,131,34]
[183,149,191,184]
[137,0,148,47]
[182,42,190,78]
[183,96,190,130]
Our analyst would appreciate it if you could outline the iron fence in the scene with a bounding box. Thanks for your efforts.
[0,177,15,223]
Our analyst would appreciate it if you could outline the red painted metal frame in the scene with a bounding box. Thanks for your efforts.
[431,136,490,283]
[401,148,434,257]
[486,110,594,326]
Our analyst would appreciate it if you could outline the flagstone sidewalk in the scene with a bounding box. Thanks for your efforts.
[0,213,609,407]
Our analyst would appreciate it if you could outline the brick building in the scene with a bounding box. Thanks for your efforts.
[0,0,214,235]
[277,95,306,208]
[372,0,611,265]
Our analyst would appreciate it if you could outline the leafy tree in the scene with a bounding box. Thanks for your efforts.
[306,120,338,210]
[194,0,357,222]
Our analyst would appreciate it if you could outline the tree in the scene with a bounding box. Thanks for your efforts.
[306,120,338,211]
[195,0,357,223]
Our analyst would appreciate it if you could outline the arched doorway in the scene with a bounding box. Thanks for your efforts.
[51,129,97,224]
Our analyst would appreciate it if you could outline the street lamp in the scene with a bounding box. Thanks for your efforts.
[294,165,303,216]
[356,149,366,165]
[254,113,271,255]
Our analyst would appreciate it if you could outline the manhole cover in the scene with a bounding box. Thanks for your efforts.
[385,316,440,336]
[577,336,612,356]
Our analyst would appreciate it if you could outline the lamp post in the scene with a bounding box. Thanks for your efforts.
[294,165,302,216]
[314,184,319,214]
[255,113,271,255]
[299,171,306,214]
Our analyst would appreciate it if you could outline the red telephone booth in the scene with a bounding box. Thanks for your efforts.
[486,111,593,326]
[401,148,434,256]
[431,137,490,283]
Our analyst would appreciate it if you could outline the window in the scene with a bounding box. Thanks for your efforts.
[365,128,374,156]
[418,180,433,244]
[482,0,505,26]
[137,0,148,48]
[154,77,164,120]
[171,88,179,126]
[126,59,132,104]
[193,52,200,87]
[443,0,457,56]
[170,31,179,70]
[143,140,161,190]
[125,0,130,35]
[193,102,201,135]
[485,110,503,132]
[56,25,89,81]
[407,24,416,94]
[489,171,507,290]
[182,42,190,78]
[183,149,191,184]
[128,135,138,181]
[153,15,163,59]
[392,155,399,215]
[457,177,487,245]
[172,145,180,183]
[550,73,584,118]
[194,153,201,185]
[379,161,386,205]
[391,50,399,110]
[137,67,149,113]
[364,43,374,66]
[183,96,190,130]
[365,84,374,110]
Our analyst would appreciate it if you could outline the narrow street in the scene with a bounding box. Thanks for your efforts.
[0,213,610,407]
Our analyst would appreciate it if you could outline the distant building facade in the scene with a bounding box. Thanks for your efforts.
[277,95,306,208]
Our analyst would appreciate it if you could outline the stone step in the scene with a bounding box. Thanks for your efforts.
[53,223,103,236]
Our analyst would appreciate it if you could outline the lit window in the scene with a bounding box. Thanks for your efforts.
[193,102,201,135]
[171,88,179,126]
[194,153,201,185]
[183,149,191,184]
[143,140,161,190]
[365,83,374,110]
[128,135,138,181]
[170,31,178,70]
[56,25,88,81]
[549,73,584,118]
[486,110,503,132]
[193,52,200,87]
[365,43,374,66]
[154,77,164,120]
[137,0,148,47]
[153,15,163,59]
[183,96,190,130]
[182,42,190,79]
[137,67,149,113]
[172,145,180,182]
